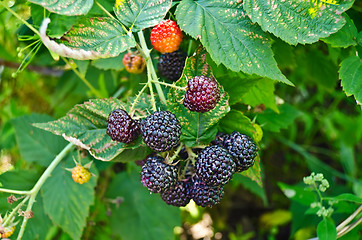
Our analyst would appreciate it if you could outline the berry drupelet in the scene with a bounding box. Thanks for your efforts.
[106,109,140,144]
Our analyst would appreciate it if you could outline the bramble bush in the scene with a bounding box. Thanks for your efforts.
[0,0,361,239]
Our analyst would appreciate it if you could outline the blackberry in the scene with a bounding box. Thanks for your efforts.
[183,76,221,113]
[140,155,178,193]
[211,132,228,147]
[160,180,192,207]
[158,50,187,81]
[106,109,140,144]
[223,131,259,172]
[140,111,181,152]
[191,178,224,207]
[195,145,235,186]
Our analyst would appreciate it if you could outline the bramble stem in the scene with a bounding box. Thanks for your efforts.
[137,31,167,105]
[16,143,74,240]
[167,143,184,164]
[62,57,103,98]
[129,83,149,114]
[2,196,29,227]
[150,80,186,91]
[147,61,157,111]
[0,189,30,195]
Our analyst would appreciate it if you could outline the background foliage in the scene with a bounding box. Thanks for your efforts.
[0,0,361,239]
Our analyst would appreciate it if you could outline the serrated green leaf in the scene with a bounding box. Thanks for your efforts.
[42,154,97,240]
[317,218,337,240]
[40,17,135,60]
[322,14,358,48]
[175,0,292,85]
[167,48,230,147]
[113,146,152,163]
[106,167,181,240]
[241,79,279,112]
[91,53,125,70]
[11,114,68,167]
[28,0,93,16]
[218,110,255,137]
[339,56,362,104]
[33,98,146,161]
[243,0,354,45]
[241,155,263,187]
[257,103,301,132]
[114,0,171,32]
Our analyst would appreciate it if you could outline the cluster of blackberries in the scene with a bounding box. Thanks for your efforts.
[139,131,258,208]
[106,110,181,152]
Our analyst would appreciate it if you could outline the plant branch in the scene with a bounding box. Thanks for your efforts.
[2,196,29,227]
[336,205,362,232]
[337,216,362,238]
[129,83,149,114]
[0,189,30,195]
[150,79,187,91]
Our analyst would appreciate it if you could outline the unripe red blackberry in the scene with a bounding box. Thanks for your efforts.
[140,155,178,193]
[160,180,192,207]
[183,76,221,113]
[195,145,235,186]
[158,50,187,81]
[151,20,183,53]
[140,111,181,152]
[106,109,140,144]
[191,178,224,207]
[223,131,259,172]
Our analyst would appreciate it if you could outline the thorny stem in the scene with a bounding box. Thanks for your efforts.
[137,31,167,105]
[15,143,74,240]
[185,147,197,165]
[167,143,184,164]
[150,79,187,91]
[129,83,149,114]
[147,61,157,111]
[1,2,41,36]
[62,57,103,98]
[0,189,30,195]
[2,196,29,227]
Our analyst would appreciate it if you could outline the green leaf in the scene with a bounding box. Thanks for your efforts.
[167,47,230,147]
[278,182,317,206]
[175,0,292,85]
[0,170,39,191]
[11,114,68,167]
[243,0,354,45]
[42,154,97,240]
[240,78,278,112]
[91,53,126,71]
[332,193,362,204]
[230,174,267,205]
[257,103,301,132]
[28,0,93,16]
[339,56,362,104]
[241,155,263,187]
[106,166,181,240]
[113,146,152,163]
[34,98,145,161]
[218,110,255,138]
[114,0,171,32]
[40,17,136,60]
[322,14,358,48]
[317,218,337,240]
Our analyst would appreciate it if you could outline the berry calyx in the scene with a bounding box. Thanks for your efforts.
[72,165,92,184]
[158,50,187,81]
[140,111,181,152]
[122,52,146,74]
[223,131,259,172]
[140,155,178,193]
[183,75,221,113]
[107,109,140,144]
[195,145,235,186]
[151,20,183,53]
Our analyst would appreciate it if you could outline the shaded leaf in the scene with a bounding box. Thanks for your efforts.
[332,193,362,204]
[114,0,171,32]
[106,166,181,240]
[243,0,354,45]
[12,114,67,167]
[339,56,362,104]
[175,0,292,85]
[28,0,93,16]
[218,110,255,138]
[40,17,135,60]
[240,155,262,187]
[42,154,97,240]
[91,53,126,70]
[34,98,147,161]
[167,47,230,147]
[317,218,337,240]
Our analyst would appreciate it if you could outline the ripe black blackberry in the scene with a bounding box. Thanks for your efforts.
[161,180,192,207]
[140,155,178,193]
[191,178,224,207]
[183,75,221,113]
[158,50,187,81]
[140,111,181,152]
[106,109,140,144]
[195,145,235,186]
[223,131,259,172]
